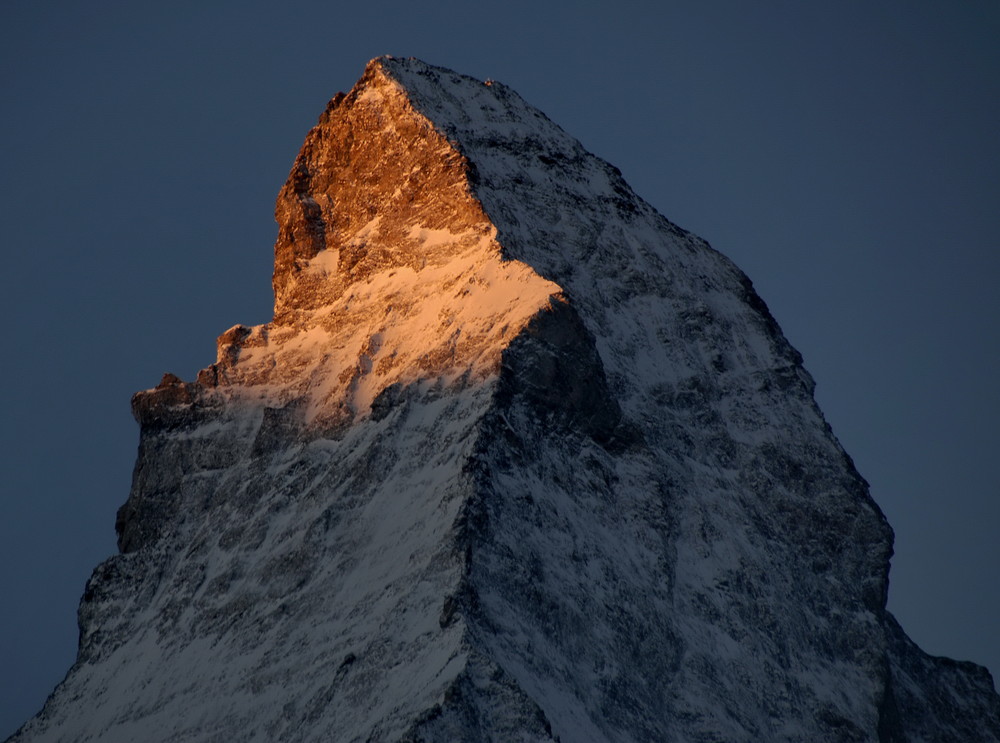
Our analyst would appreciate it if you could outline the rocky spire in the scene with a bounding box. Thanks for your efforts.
[9,58,999,743]
[271,59,493,317]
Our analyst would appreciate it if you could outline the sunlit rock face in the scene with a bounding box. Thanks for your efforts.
[11,57,999,743]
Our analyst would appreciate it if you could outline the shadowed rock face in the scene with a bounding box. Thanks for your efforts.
[11,57,999,743]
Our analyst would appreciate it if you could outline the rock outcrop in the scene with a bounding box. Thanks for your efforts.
[10,57,999,743]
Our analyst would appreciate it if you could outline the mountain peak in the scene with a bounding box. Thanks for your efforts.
[137,56,568,436]
[11,58,999,743]
[272,54,493,317]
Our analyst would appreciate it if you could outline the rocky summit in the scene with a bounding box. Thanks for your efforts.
[10,57,999,743]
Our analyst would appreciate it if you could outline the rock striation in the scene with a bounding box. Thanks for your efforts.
[10,57,1000,742]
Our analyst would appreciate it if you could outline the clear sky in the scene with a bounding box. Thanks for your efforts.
[1,1,997,737]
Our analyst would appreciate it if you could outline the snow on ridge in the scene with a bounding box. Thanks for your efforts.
[14,57,999,743]
[374,56,799,423]
[375,55,916,741]
[207,228,560,426]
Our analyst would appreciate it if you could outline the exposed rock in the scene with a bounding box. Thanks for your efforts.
[9,57,998,743]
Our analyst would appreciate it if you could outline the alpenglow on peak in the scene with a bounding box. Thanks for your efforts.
[10,56,1000,743]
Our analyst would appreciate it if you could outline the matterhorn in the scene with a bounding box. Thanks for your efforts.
[9,57,999,743]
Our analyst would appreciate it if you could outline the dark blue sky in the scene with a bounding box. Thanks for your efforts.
[1,1,997,736]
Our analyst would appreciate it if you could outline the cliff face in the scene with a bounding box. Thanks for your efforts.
[11,57,999,743]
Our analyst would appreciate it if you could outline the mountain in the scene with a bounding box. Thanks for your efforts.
[9,56,999,743]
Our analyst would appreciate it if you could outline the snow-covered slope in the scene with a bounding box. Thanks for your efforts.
[10,57,999,743]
